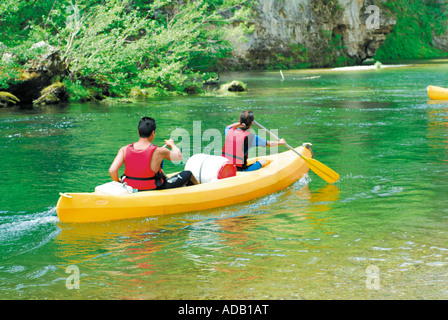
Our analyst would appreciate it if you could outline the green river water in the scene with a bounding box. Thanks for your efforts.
[0,59,447,300]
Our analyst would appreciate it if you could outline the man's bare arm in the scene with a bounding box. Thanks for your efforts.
[164,139,183,162]
[109,147,125,182]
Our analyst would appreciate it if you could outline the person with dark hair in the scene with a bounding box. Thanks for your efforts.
[222,111,286,171]
[109,117,197,191]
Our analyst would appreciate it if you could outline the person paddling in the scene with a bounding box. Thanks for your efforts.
[222,110,286,171]
[109,117,197,191]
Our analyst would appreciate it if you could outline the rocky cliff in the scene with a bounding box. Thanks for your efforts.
[229,0,397,69]
[433,22,448,53]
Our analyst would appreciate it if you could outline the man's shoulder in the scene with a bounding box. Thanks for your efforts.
[154,145,169,155]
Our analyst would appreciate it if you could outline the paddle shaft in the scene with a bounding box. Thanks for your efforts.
[253,120,304,157]
[253,120,340,184]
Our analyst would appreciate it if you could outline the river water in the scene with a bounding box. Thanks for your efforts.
[0,59,447,300]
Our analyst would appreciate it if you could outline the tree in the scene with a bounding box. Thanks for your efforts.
[0,0,253,99]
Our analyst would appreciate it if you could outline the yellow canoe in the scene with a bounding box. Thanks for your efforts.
[56,145,312,223]
[427,85,448,100]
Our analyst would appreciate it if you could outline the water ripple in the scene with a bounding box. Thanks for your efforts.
[0,207,60,259]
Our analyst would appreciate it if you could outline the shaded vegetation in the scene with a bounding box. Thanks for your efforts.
[375,0,448,60]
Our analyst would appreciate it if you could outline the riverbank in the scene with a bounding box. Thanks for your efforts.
[1,1,447,107]
[2,57,447,111]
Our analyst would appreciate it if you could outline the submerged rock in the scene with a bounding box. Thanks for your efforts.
[218,80,247,93]
[129,87,148,97]
[33,82,69,106]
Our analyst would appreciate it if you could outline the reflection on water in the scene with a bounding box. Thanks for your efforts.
[49,178,346,299]
[1,61,448,299]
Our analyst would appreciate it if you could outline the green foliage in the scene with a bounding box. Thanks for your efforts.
[0,0,253,99]
[0,61,21,89]
[315,29,353,68]
[62,78,94,102]
[268,43,310,70]
[375,0,448,60]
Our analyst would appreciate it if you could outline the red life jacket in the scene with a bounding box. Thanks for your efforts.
[123,144,164,191]
[222,127,251,169]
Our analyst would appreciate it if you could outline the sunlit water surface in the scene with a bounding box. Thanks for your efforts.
[0,59,447,299]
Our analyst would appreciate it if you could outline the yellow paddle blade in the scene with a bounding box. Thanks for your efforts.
[301,155,340,184]
[252,121,340,184]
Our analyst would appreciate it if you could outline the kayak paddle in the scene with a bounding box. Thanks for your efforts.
[253,120,340,184]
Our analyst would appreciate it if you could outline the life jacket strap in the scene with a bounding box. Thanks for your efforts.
[122,175,158,181]
[121,172,165,189]
[221,152,245,162]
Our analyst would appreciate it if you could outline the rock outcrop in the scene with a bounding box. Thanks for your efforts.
[0,91,20,108]
[218,80,247,93]
[1,41,68,105]
[33,82,69,106]
[433,21,448,53]
[434,32,448,52]
[229,0,397,69]
[433,0,448,52]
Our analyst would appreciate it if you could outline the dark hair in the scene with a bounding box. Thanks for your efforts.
[138,117,156,138]
[239,110,254,130]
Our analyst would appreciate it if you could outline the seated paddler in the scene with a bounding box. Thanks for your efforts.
[109,117,197,191]
[222,110,287,172]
